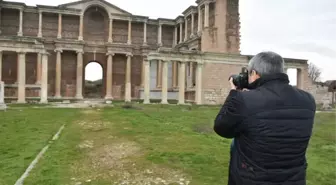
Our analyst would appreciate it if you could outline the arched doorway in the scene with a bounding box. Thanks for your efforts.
[84,62,103,98]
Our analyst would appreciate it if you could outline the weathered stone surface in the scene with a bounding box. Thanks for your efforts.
[0,81,7,110]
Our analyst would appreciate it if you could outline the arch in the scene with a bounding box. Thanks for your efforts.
[84,61,104,98]
[82,1,110,18]
[83,5,109,41]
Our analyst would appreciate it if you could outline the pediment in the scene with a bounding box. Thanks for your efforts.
[58,0,131,15]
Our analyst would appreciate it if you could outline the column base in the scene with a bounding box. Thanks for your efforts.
[0,103,7,111]
[104,96,113,100]
[17,100,26,104]
[108,38,113,43]
[35,81,41,85]
[57,35,62,39]
[17,32,23,36]
[197,31,202,36]
[143,100,150,104]
[190,34,195,38]
[54,95,62,99]
[76,95,83,99]
[37,33,42,38]
[142,42,148,46]
[161,100,169,104]
[127,41,132,45]
[78,36,83,41]
[40,100,48,104]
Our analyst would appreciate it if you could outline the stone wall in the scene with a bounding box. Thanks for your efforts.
[307,84,334,104]
[43,13,58,39]
[202,62,244,104]
[23,12,38,37]
[62,15,79,39]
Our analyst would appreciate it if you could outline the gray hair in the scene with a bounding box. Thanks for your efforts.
[247,51,285,76]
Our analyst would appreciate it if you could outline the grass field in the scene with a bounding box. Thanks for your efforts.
[0,104,335,185]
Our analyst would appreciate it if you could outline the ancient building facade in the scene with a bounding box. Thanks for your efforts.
[0,0,310,104]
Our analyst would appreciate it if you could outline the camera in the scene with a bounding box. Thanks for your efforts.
[229,67,249,89]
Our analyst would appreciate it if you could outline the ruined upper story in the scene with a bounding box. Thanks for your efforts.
[0,0,240,54]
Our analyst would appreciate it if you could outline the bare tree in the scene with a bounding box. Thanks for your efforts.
[308,63,322,83]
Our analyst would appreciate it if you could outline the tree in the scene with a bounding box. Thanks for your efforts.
[308,63,322,83]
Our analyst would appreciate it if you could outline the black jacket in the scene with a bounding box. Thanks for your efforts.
[214,73,316,185]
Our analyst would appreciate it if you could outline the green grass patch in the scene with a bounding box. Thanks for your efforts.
[0,108,80,185]
[0,105,334,185]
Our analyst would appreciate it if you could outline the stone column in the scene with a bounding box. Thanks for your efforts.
[0,51,2,82]
[197,5,202,35]
[179,22,183,44]
[143,58,150,104]
[156,60,162,88]
[125,53,132,102]
[40,53,48,103]
[204,2,209,28]
[195,62,203,105]
[161,60,168,104]
[297,68,304,90]
[17,52,26,103]
[173,26,178,46]
[0,8,2,34]
[17,9,23,36]
[172,61,177,88]
[158,23,162,46]
[143,21,147,45]
[105,52,114,100]
[57,13,62,39]
[178,61,186,104]
[184,17,188,41]
[37,11,43,37]
[140,57,145,88]
[78,14,83,41]
[76,51,83,99]
[190,13,195,38]
[127,19,132,45]
[108,18,113,43]
[55,49,62,98]
[36,53,42,84]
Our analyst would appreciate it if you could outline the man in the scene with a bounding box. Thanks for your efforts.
[214,51,316,185]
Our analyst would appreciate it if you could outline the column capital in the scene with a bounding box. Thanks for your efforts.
[17,51,26,55]
[76,50,84,54]
[40,51,50,56]
[106,52,115,56]
[126,53,133,57]
[197,61,204,66]
[54,49,63,53]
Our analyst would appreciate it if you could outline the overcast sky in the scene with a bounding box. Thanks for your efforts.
[10,0,335,82]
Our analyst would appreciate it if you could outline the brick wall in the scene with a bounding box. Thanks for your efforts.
[162,25,174,47]
[62,14,79,39]
[113,20,128,43]
[1,9,19,36]
[84,7,109,42]
[23,12,38,37]
[61,51,77,97]
[226,0,240,53]
[42,13,58,39]
[1,51,17,85]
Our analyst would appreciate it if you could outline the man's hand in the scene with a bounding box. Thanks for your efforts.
[229,77,237,90]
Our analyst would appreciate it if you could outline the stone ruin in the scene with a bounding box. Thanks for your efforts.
[0,81,7,110]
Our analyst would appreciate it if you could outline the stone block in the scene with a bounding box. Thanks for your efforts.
[0,81,7,111]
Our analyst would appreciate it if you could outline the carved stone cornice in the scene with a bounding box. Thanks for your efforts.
[106,43,133,55]
[54,40,84,52]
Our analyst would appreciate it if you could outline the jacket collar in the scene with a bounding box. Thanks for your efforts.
[248,73,290,89]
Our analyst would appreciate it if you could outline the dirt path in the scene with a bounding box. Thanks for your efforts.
[70,108,191,185]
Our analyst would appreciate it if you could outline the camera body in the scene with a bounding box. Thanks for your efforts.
[229,67,249,89]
